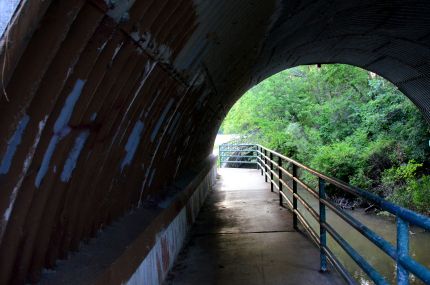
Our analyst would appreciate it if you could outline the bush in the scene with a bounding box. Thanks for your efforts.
[381,160,422,189]
[389,175,430,215]
[310,141,362,183]
[221,64,430,214]
[409,176,430,214]
[383,161,430,214]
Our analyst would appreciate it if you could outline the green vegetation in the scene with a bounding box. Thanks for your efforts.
[220,64,430,214]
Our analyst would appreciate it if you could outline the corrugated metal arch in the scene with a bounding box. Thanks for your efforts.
[0,0,429,283]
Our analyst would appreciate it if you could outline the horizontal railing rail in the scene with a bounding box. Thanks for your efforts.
[219,143,430,285]
[218,143,258,168]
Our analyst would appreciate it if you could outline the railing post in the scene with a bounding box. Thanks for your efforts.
[259,146,263,176]
[397,217,409,285]
[319,177,328,273]
[219,145,222,168]
[292,164,298,230]
[264,149,268,182]
[278,156,282,206]
[270,152,274,192]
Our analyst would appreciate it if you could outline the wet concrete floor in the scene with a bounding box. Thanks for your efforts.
[164,168,344,285]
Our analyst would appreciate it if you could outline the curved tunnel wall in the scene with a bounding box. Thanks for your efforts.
[0,0,430,283]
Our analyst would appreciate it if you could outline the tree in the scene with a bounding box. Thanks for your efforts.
[221,64,430,212]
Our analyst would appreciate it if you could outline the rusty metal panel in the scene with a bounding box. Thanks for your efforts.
[0,0,86,158]
[0,0,54,91]
[54,37,133,262]
[69,43,142,248]
[0,3,104,284]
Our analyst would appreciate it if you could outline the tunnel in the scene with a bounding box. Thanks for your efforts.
[0,0,430,284]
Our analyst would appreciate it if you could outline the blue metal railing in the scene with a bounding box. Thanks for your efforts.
[219,143,430,285]
[218,141,257,167]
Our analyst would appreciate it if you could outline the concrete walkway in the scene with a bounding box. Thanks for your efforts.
[164,168,344,285]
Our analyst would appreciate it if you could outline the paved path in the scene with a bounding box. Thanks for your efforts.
[164,168,344,285]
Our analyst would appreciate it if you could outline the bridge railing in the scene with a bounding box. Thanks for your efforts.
[219,143,258,168]
[219,143,430,285]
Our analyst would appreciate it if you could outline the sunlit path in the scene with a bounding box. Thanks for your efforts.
[164,169,344,285]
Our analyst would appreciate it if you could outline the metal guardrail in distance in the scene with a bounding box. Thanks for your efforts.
[218,143,258,168]
[219,143,430,285]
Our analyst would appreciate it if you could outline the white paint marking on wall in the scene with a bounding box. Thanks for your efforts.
[150,99,175,142]
[168,112,181,135]
[174,156,182,178]
[66,68,73,80]
[163,113,182,158]
[125,61,157,116]
[35,80,86,188]
[158,44,172,62]
[60,130,90,182]
[148,168,156,187]
[117,119,132,145]
[1,116,47,240]
[54,79,85,134]
[111,42,124,62]
[130,31,140,42]
[35,136,60,188]
[90,112,97,122]
[137,167,152,206]
[105,0,135,23]
[120,120,144,171]
[141,32,152,50]
[98,39,108,52]
[0,114,29,174]
[111,62,156,147]
[145,91,159,117]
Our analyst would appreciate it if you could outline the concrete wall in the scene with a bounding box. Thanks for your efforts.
[125,164,217,285]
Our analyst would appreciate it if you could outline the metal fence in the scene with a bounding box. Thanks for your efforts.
[219,143,430,285]
[219,143,257,168]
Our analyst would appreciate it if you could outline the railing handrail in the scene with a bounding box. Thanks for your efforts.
[219,143,430,285]
[255,144,430,231]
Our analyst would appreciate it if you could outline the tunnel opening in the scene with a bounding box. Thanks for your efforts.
[214,63,430,284]
[219,63,430,206]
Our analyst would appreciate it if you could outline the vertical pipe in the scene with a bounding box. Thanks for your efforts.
[397,217,409,285]
[264,149,267,182]
[270,152,274,192]
[292,164,298,230]
[278,156,282,206]
[319,177,328,272]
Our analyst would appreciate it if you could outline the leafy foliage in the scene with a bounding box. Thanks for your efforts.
[220,64,430,213]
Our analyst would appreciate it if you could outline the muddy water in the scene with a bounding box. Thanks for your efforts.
[283,185,430,285]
